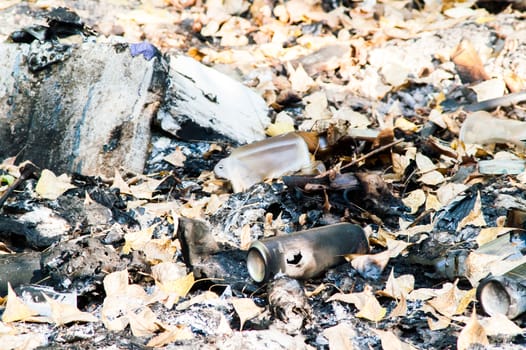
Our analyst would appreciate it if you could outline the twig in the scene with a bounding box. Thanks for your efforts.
[340,139,403,171]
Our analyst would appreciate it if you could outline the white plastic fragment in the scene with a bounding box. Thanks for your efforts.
[158,54,270,144]
[214,133,312,192]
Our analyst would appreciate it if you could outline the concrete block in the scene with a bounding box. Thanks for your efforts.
[0,42,166,177]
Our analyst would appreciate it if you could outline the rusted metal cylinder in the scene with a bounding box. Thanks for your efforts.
[477,263,526,319]
[247,223,369,283]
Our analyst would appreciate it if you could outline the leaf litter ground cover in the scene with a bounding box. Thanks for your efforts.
[2,0,526,349]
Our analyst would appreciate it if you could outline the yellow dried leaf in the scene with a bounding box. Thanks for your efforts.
[419,170,445,185]
[456,288,476,315]
[471,78,505,102]
[240,224,252,250]
[128,307,161,337]
[231,297,264,330]
[351,249,390,279]
[390,294,407,318]
[176,291,219,311]
[479,313,523,336]
[123,224,158,254]
[464,252,502,287]
[407,287,440,301]
[396,224,433,238]
[373,329,417,350]
[402,189,426,214]
[129,177,163,200]
[104,269,130,297]
[457,191,486,231]
[35,169,76,200]
[266,121,295,137]
[425,193,442,211]
[395,117,420,132]
[304,91,330,120]
[437,183,468,206]
[43,295,98,326]
[427,281,468,318]
[288,63,314,93]
[457,309,489,350]
[142,237,178,264]
[204,194,229,215]
[101,270,150,331]
[323,323,356,350]
[415,153,437,173]
[156,273,195,308]
[327,286,386,322]
[146,325,193,347]
[164,147,187,167]
[379,268,414,299]
[152,262,187,284]
[111,169,132,195]
[386,237,412,257]
[427,312,451,330]
[2,283,38,323]
[476,227,514,246]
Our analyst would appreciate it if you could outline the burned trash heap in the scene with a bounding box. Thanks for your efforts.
[2,2,526,350]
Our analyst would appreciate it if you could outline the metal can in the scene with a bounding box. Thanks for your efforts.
[247,223,369,282]
[477,262,526,319]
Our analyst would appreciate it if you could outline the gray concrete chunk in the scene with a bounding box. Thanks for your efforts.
[0,42,166,177]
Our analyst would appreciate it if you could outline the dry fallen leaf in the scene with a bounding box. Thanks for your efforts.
[323,323,356,350]
[35,169,76,200]
[176,291,220,311]
[128,306,162,337]
[373,329,417,350]
[422,303,452,330]
[457,308,489,350]
[402,189,426,214]
[390,294,408,318]
[395,117,420,133]
[141,236,178,264]
[122,223,159,254]
[457,191,486,231]
[163,147,187,167]
[111,169,132,195]
[451,39,489,83]
[350,249,391,280]
[266,120,295,137]
[415,153,437,173]
[155,272,195,309]
[475,227,515,246]
[378,268,415,300]
[288,63,315,93]
[419,170,445,186]
[231,297,265,330]
[43,294,98,326]
[427,281,469,318]
[479,312,524,336]
[303,91,330,120]
[146,324,194,347]
[2,283,39,323]
[327,285,386,322]
[471,78,505,101]
[101,270,150,331]
[129,176,163,200]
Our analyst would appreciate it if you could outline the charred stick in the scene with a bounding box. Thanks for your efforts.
[340,139,403,171]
